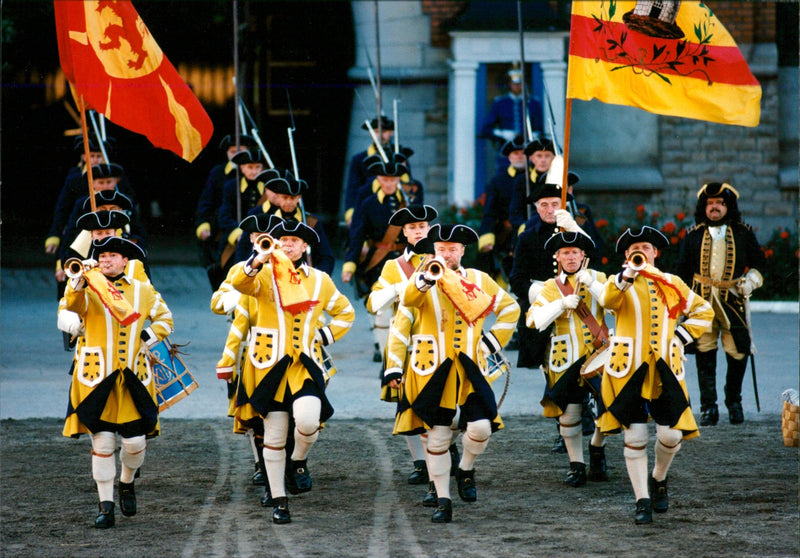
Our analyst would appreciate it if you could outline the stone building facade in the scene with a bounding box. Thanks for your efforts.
[343,1,797,236]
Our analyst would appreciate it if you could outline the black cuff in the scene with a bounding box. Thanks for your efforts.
[382,371,402,386]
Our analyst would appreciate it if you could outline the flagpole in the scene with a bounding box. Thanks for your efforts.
[517,0,532,220]
[560,98,572,210]
[78,95,97,213]
[232,0,242,224]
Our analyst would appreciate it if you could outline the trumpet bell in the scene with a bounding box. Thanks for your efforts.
[421,257,445,281]
[254,233,275,257]
[627,250,648,271]
[64,258,84,279]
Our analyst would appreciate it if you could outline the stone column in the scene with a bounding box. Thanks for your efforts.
[449,60,479,205]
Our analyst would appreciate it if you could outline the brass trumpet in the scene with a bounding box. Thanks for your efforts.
[64,258,85,280]
[253,233,276,257]
[421,257,446,282]
[626,250,648,272]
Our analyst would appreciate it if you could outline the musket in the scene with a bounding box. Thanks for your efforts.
[87,110,110,164]
[516,0,532,220]
[285,89,313,265]
[238,98,276,170]
[740,282,760,412]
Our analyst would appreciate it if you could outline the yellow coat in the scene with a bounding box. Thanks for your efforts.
[598,269,713,437]
[528,270,607,417]
[230,261,354,424]
[62,269,173,438]
[390,267,520,435]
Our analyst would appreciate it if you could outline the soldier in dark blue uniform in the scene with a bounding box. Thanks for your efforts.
[342,156,409,362]
[234,170,334,274]
[509,138,556,230]
[479,68,544,174]
[477,135,527,279]
[195,134,256,290]
[217,149,267,268]
[344,116,395,227]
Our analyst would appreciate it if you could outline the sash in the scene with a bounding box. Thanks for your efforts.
[554,277,608,350]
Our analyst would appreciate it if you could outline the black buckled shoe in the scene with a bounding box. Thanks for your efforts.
[422,482,438,507]
[564,462,587,487]
[727,402,744,424]
[260,486,272,508]
[289,459,312,493]
[455,468,477,502]
[271,496,291,524]
[119,481,137,517]
[588,445,609,482]
[431,498,452,523]
[634,498,652,525]
[252,461,267,485]
[649,476,669,513]
[449,444,460,476]
[408,460,429,485]
[94,501,115,529]
[700,405,719,426]
[551,435,567,454]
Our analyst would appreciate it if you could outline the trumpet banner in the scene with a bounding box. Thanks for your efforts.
[567,1,761,127]
[83,267,141,326]
[438,268,495,327]
[54,0,213,161]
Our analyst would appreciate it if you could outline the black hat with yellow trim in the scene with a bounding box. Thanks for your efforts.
[82,190,133,212]
[270,219,319,246]
[544,231,595,254]
[361,116,394,131]
[231,149,265,166]
[239,213,284,234]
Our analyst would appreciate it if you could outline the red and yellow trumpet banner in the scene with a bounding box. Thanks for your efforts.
[54,0,214,161]
[567,1,761,127]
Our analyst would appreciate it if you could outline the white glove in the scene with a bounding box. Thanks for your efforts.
[561,294,580,310]
[220,289,241,314]
[253,250,270,266]
[554,209,579,233]
[57,310,83,336]
[528,280,545,305]
[69,275,86,290]
[82,258,98,270]
[622,265,638,281]
[479,338,492,359]
[675,339,687,362]
[575,269,594,288]
[494,128,517,142]
[738,269,762,297]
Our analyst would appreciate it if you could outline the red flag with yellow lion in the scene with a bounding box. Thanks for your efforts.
[54,0,213,161]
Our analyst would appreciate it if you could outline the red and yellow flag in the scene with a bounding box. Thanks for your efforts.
[54,0,213,161]
[567,1,761,127]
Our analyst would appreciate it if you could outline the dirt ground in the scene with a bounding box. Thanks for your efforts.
[1,415,797,557]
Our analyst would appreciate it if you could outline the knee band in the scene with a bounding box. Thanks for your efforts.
[623,423,649,459]
[559,404,583,438]
[655,425,682,453]
[120,436,146,470]
[263,445,286,464]
[462,420,491,457]
[293,396,321,438]
[426,426,452,454]
[91,433,117,483]
[263,412,289,448]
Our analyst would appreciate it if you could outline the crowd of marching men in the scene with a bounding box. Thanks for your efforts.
[46,109,764,528]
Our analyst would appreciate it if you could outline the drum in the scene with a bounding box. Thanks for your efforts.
[580,345,610,395]
[149,338,198,412]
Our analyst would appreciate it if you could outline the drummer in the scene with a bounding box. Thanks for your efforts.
[526,231,610,487]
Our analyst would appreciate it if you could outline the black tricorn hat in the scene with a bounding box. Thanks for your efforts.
[73,135,116,155]
[265,171,308,196]
[361,116,395,131]
[501,135,527,156]
[615,225,669,254]
[427,223,479,246]
[90,163,125,179]
[367,156,409,178]
[531,183,564,202]
[231,149,265,166]
[90,236,146,261]
[76,210,130,231]
[239,213,284,234]
[270,220,319,245]
[388,205,438,227]
[696,181,739,200]
[543,231,596,254]
[524,138,555,155]
[82,190,133,212]
[218,134,256,150]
